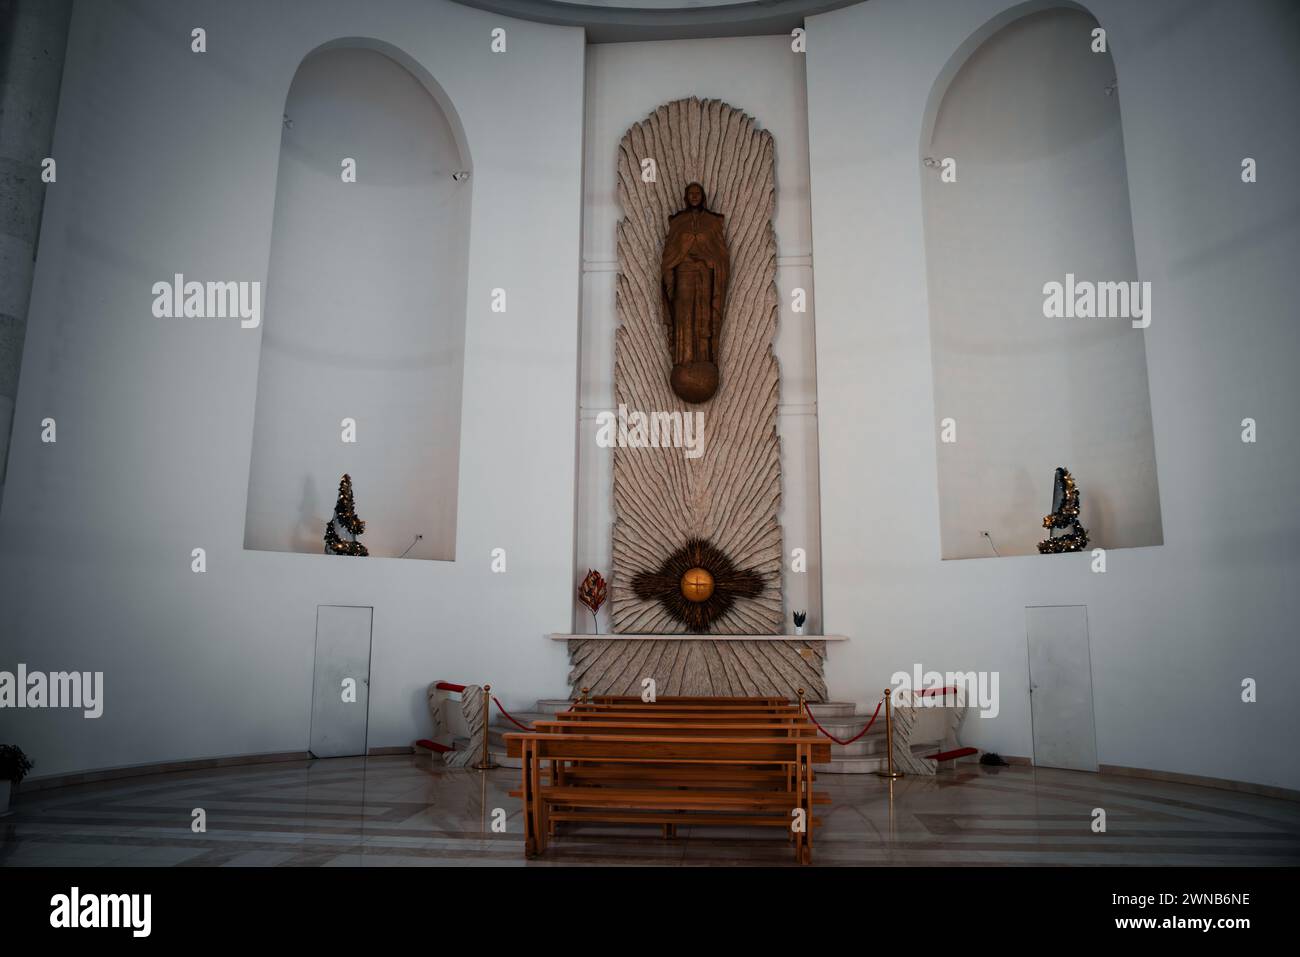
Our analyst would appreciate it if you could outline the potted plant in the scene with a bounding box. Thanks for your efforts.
[792,610,807,637]
[0,745,33,815]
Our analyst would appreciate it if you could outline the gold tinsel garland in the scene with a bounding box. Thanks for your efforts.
[324,473,369,557]
[1037,467,1089,554]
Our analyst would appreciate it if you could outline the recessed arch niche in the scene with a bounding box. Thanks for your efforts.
[244,41,471,561]
[921,4,1163,560]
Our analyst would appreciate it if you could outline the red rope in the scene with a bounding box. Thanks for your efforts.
[492,696,535,731]
[802,697,884,746]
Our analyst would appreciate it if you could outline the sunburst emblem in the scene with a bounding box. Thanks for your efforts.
[631,538,766,632]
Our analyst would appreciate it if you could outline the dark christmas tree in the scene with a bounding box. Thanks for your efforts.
[324,473,369,557]
[1037,466,1089,554]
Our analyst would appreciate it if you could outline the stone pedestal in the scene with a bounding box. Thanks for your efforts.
[549,634,848,702]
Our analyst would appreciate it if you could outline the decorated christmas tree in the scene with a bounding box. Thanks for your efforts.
[1037,466,1089,554]
[324,473,369,557]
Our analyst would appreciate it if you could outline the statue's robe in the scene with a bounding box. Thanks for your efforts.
[661,207,729,367]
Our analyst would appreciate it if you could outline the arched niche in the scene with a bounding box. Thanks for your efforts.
[243,41,471,561]
[921,4,1163,560]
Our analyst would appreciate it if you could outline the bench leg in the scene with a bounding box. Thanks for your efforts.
[521,743,537,858]
[799,745,814,865]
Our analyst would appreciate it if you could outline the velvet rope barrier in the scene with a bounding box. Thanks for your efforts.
[802,696,884,746]
[492,696,536,731]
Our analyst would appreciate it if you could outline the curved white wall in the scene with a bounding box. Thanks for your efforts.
[245,46,469,561]
[808,0,1300,790]
[923,8,1162,560]
[0,0,584,780]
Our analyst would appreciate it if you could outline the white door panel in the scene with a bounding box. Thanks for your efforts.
[310,605,373,758]
[1026,605,1098,772]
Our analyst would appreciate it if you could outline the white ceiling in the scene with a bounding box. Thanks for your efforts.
[448,0,866,42]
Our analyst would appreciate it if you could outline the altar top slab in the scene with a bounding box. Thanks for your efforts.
[549,633,848,641]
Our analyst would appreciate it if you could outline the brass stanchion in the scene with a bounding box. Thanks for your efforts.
[792,688,807,842]
[580,686,590,704]
[473,683,498,771]
[874,687,905,779]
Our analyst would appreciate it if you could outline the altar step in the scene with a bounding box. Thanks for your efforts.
[537,699,578,711]
[482,701,568,769]
[469,698,956,773]
[805,704,951,774]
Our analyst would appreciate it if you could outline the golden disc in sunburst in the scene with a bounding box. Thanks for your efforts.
[680,567,715,603]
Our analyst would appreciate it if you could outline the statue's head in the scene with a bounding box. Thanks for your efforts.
[684,182,706,210]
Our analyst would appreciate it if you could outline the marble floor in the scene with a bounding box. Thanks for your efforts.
[2,755,1298,866]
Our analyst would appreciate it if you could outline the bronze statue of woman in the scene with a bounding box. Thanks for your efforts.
[661,182,729,403]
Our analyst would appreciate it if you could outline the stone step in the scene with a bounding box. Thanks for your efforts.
[809,716,886,737]
[535,698,576,713]
[814,755,888,774]
[830,735,888,757]
[805,702,857,717]
[536,697,856,712]
[491,712,548,727]
[478,749,992,774]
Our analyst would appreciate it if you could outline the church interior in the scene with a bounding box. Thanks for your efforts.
[0,0,1297,914]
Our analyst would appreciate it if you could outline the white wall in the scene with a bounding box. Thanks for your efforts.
[0,0,585,778]
[808,0,1300,789]
[244,46,469,561]
[576,36,823,634]
[924,7,1162,559]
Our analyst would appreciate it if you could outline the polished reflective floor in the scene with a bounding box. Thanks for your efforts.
[2,755,1297,866]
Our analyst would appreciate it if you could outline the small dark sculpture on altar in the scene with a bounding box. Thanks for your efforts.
[661,182,729,403]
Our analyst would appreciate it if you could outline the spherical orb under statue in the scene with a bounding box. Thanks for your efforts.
[680,566,716,603]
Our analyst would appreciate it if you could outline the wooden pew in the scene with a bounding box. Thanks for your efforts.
[507,731,827,864]
[510,696,828,861]
[531,718,828,794]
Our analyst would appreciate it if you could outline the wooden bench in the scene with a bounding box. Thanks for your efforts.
[501,696,826,868]
[507,731,828,863]
[528,718,829,797]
